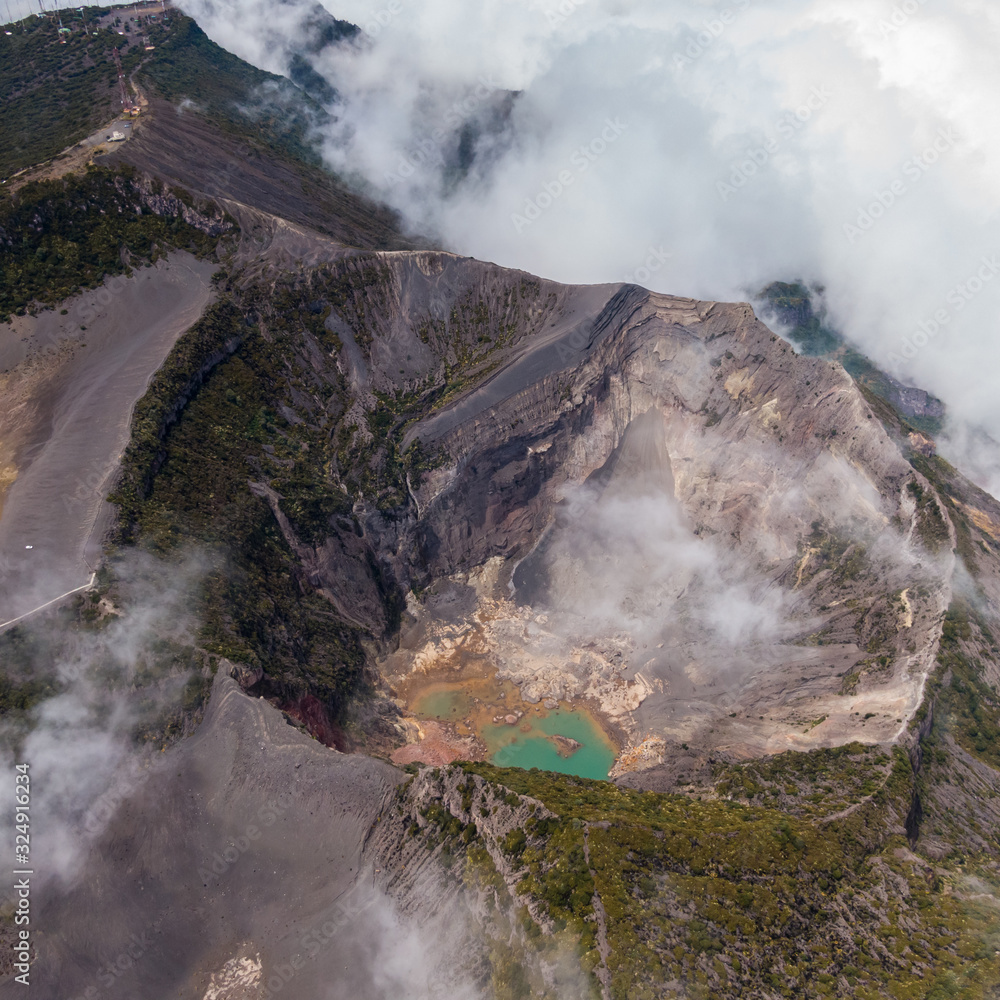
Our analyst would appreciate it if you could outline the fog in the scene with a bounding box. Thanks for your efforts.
[514,408,801,670]
[504,403,921,710]
[0,551,205,888]
[169,0,1000,495]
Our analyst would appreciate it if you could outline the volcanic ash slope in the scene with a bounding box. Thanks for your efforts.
[331,254,1000,762]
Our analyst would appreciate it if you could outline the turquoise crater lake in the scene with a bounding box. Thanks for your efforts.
[482,708,616,780]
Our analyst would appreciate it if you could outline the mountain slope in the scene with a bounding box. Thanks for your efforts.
[114,238,1000,757]
[2,21,1000,1000]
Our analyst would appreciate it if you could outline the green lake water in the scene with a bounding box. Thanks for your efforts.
[411,687,473,720]
[482,709,615,780]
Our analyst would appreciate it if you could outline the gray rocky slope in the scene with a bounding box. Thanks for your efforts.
[19,671,443,999]
[8,201,1000,1000]
[236,241,1000,762]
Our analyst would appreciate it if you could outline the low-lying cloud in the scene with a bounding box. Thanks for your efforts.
[534,484,796,656]
[0,550,206,888]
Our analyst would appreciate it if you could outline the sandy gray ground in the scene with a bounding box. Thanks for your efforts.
[0,253,216,627]
[1,673,449,1000]
[106,100,417,252]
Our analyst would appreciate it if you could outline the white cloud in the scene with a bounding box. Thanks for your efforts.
[0,551,204,886]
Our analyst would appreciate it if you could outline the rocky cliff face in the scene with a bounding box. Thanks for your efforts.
[112,218,1000,774]
[215,245,1000,767]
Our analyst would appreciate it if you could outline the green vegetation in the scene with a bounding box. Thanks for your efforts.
[463,839,550,1000]
[0,8,144,178]
[112,297,250,538]
[841,349,944,436]
[130,644,214,747]
[0,603,79,680]
[908,477,951,552]
[0,3,363,233]
[937,603,1000,772]
[714,743,893,819]
[136,15,329,165]
[0,166,226,319]
[5,32,994,981]
[798,521,869,590]
[125,11,414,252]
[0,582,212,754]
[8,26,997,997]
[759,281,841,356]
[0,622,62,719]
[759,281,945,435]
[909,451,997,575]
[0,6,345,178]
[110,292,367,709]
[107,252,548,723]
[901,600,1000,857]
[414,760,1000,1000]
[0,673,56,716]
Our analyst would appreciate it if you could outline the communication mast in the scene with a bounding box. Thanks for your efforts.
[112,47,135,114]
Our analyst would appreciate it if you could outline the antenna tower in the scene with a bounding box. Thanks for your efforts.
[112,46,134,113]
